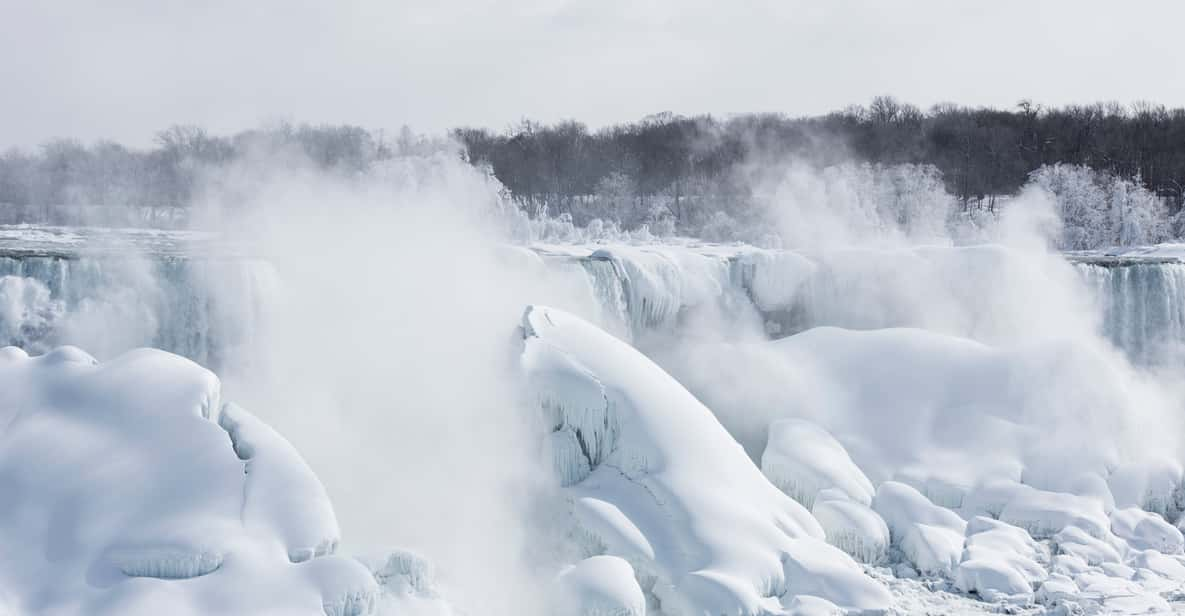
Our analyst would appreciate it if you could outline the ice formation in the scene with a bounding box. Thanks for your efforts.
[0,346,378,615]
[521,305,892,615]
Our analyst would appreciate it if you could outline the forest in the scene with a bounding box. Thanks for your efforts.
[2,98,1184,248]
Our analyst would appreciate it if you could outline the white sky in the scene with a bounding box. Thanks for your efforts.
[2,0,1182,148]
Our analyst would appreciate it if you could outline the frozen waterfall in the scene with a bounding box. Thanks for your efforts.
[2,231,1184,371]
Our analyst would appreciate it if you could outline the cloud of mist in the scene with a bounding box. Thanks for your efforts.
[645,158,1185,499]
[188,143,600,614]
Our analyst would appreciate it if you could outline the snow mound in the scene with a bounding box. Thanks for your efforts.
[996,483,1110,540]
[1053,526,1122,566]
[0,346,376,615]
[521,305,891,614]
[1110,507,1184,554]
[554,555,646,616]
[762,418,875,508]
[811,496,890,564]
[873,481,965,577]
[954,517,1048,600]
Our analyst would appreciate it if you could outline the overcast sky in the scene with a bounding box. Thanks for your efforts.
[2,0,1182,148]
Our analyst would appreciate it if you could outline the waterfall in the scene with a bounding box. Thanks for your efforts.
[0,254,278,372]
[1074,261,1185,364]
[4,236,1185,373]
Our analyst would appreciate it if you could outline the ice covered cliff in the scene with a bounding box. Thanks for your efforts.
[521,305,892,615]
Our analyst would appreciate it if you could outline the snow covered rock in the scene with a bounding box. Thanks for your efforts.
[954,517,1048,600]
[1110,507,1184,554]
[521,306,892,614]
[811,496,890,564]
[0,346,376,615]
[1052,526,1122,566]
[1129,549,1185,582]
[997,483,1110,540]
[761,418,875,508]
[872,481,965,577]
[554,556,646,616]
[1035,574,1080,606]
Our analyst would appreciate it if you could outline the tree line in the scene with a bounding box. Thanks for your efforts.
[0,124,438,226]
[454,98,1185,230]
[3,98,1185,241]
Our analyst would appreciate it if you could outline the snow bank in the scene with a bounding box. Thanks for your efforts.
[521,306,891,614]
[0,346,376,615]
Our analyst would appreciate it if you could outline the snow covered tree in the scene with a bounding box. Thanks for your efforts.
[1027,164,1172,249]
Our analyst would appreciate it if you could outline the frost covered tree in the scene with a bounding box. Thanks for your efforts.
[1028,164,1172,249]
